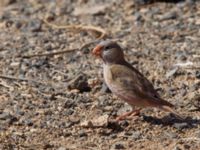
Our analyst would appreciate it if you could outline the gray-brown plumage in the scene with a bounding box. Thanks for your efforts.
[92,40,183,120]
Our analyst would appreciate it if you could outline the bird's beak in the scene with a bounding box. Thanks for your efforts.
[92,45,103,57]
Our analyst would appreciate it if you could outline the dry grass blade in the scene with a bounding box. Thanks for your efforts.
[23,48,78,58]
[22,40,100,58]
[0,74,44,84]
[43,19,107,39]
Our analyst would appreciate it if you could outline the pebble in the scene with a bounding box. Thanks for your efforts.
[64,99,75,108]
[0,112,17,125]
[68,73,91,92]
[164,131,177,139]
[0,112,11,120]
[134,0,151,5]
[111,142,125,150]
[195,71,200,79]
[173,122,189,130]
[131,131,142,140]
[57,147,66,150]
[79,130,87,137]
[166,67,179,78]
[27,19,42,32]
[161,11,178,21]
[100,82,111,93]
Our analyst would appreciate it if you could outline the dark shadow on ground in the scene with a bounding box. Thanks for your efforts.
[143,114,200,128]
[136,0,195,5]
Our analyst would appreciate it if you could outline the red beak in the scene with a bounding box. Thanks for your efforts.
[92,45,103,57]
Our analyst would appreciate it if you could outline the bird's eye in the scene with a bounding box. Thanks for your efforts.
[104,46,111,50]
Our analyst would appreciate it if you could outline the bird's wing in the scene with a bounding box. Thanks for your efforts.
[109,64,160,100]
[108,64,174,107]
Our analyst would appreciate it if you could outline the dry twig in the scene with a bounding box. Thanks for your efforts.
[22,40,100,58]
[0,74,44,84]
[43,19,107,39]
[23,48,78,58]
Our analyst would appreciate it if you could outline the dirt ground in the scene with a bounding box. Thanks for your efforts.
[0,0,200,149]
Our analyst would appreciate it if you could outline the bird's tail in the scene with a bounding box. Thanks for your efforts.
[159,105,184,120]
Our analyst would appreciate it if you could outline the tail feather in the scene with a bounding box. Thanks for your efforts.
[159,105,184,120]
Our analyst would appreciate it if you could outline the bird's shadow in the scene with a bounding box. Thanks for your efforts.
[142,114,200,128]
[143,0,194,4]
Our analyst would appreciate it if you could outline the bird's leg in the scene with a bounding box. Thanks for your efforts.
[115,108,142,121]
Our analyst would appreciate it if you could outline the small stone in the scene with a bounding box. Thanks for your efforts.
[58,147,66,150]
[184,144,190,149]
[63,109,74,116]
[81,114,109,128]
[111,142,125,150]
[173,122,189,130]
[166,67,179,78]
[134,0,152,5]
[24,119,33,126]
[124,130,142,140]
[73,4,108,16]
[27,19,42,32]
[79,130,87,137]
[65,122,73,128]
[30,128,37,132]
[100,82,111,93]
[64,99,75,108]
[68,72,91,92]
[161,11,177,20]
[0,0,16,6]
[0,112,17,125]
[164,131,177,139]
[0,112,11,120]
[195,71,200,79]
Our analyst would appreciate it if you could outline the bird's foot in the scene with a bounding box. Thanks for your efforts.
[115,109,141,122]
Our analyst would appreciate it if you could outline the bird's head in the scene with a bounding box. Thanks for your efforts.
[92,40,125,64]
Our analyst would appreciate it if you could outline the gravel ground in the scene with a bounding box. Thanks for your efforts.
[0,0,200,149]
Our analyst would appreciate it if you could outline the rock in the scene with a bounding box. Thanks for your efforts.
[173,122,189,130]
[166,67,179,78]
[184,144,190,149]
[160,11,178,21]
[0,0,16,7]
[124,130,141,140]
[191,94,200,109]
[68,72,91,92]
[0,112,17,125]
[63,109,74,116]
[92,114,109,127]
[27,19,42,32]
[81,114,109,128]
[117,104,132,116]
[23,118,33,126]
[73,4,108,16]
[111,142,125,150]
[0,112,11,120]
[134,0,152,5]
[195,71,200,79]
[100,82,111,93]
[58,147,66,150]
[175,51,187,61]
[64,99,75,108]
[79,130,87,137]
[65,122,73,128]
[164,131,177,139]
[189,82,200,92]
[131,131,142,140]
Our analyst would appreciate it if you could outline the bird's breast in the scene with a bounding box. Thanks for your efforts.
[103,64,115,92]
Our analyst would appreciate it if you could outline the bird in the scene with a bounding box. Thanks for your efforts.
[92,40,183,121]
